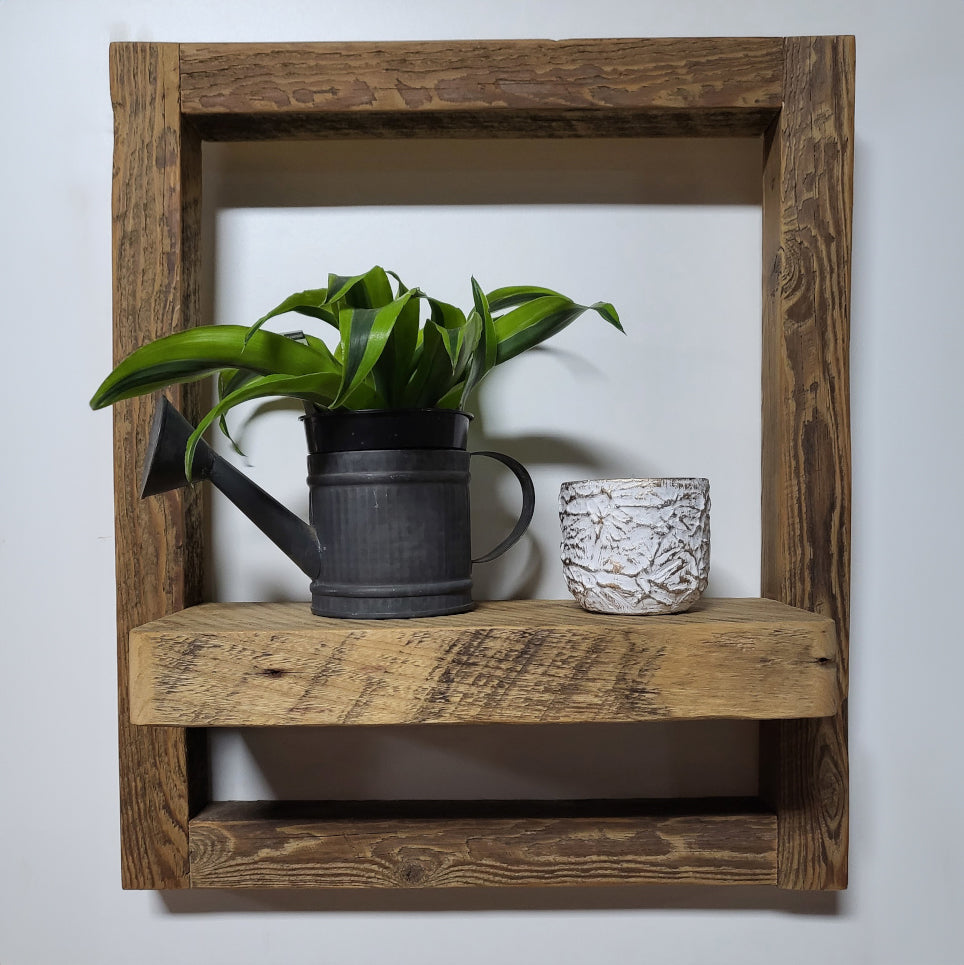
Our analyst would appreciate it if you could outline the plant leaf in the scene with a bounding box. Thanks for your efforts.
[459,278,497,409]
[493,296,623,365]
[298,332,339,368]
[424,297,467,368]
[216,368,259,455]
[218,367,258,401]
[333,289,417,407]
[435,381,465,409]
[327,266,394,309]
[243,288,337,343]
[183,372,343,479]
[486,285,561,313]
[400,321,457,409]
[89,326,337,410]
[182,371,385,479]
[215,330,341,451]
[374,273,422,405]
[452,309,481,383]
[589,301,623,331]
[426,297,467,331]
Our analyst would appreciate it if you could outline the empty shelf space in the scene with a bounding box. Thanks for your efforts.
[188,798,778,889]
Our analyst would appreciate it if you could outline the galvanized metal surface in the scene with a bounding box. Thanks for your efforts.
[140,398,534,618]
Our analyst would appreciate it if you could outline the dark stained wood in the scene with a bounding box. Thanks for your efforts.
[110,41,207,889]
[179,39,784,123]
[129,599,839,726]
[189,799,778,888]
[759,36,854,890]
[187,107,780,141]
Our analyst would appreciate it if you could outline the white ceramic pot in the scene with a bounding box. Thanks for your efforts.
[559,477,710,615]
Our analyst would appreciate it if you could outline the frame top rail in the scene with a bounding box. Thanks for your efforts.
[174,38,786,138]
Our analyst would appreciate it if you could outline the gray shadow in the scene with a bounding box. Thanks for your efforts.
[467,425,630,599]
[229,721,759,802]
[204,138,762,209]
[465,367,666,598]
[161,885,838,915]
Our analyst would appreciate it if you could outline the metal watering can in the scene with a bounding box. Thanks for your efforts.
[141,398,535,619]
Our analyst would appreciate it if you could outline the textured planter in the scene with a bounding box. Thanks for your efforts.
[559,477,710,615]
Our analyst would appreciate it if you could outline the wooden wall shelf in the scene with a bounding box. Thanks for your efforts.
[131,599,839,726]
[109,36,853,892]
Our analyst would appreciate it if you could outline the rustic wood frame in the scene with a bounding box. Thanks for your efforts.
[109,37,853,891]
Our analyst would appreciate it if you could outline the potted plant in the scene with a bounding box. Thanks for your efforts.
[91,266,622,618]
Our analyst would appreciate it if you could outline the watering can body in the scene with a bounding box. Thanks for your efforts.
[141,398,535,619]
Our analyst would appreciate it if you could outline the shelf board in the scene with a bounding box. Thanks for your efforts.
[130,598,838,726]
[189,798,777,888]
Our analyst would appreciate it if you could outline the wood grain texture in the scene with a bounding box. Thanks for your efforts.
[189,799,777,888]
[178,39,782,139]
[110,41,206,889]
[760,36,854,890]
[129,599,839,727]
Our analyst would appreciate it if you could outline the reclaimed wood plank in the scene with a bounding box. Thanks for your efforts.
[129,599,839,726]
[759,35,854,890]
[189,799,778,888]
[178,38,783,139]
[110,41,206,889]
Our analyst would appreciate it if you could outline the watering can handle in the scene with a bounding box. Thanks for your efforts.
[470,451,536,564]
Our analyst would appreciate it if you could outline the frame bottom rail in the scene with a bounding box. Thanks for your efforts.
[189,798,778,889]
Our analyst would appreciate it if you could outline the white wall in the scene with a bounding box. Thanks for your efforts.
[1,1,961,963]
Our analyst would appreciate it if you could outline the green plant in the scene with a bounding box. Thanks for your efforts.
[90,266,622,473]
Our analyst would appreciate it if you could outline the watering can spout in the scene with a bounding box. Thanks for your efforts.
[140,397,322,580]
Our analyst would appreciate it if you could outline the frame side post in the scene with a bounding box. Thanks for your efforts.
[760,35,854,890]
[110,41,205,889]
